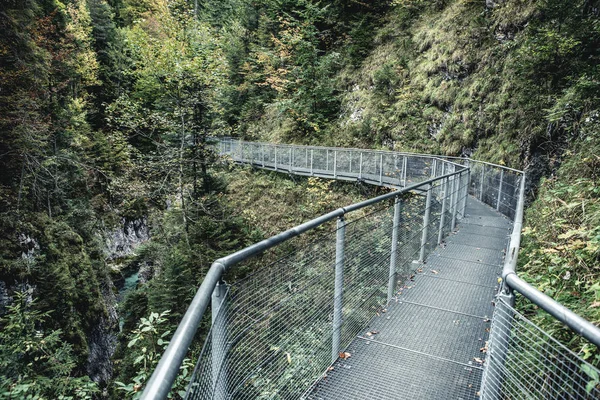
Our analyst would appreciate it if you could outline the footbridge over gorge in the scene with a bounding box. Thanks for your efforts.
[143,139,600,400]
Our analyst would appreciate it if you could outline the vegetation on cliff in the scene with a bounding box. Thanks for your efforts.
[0,0,598,398]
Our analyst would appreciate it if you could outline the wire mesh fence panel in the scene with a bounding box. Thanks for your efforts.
[483,297,600,400]
[340,207,394,347]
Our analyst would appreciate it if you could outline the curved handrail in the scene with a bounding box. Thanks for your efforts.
[141,170,465,400]
[143,139,600,399]
[501,175,600,346]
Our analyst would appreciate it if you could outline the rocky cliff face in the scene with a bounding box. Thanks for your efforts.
[86,218,150,385]
[104,218,150,262]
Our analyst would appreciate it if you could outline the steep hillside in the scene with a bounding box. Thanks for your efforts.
[0,0,598,398]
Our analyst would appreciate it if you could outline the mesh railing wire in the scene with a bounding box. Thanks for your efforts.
[185,179,461,399]
[221,139,450,190]
[483,297,600,399]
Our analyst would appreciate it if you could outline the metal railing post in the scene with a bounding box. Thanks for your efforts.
[481,290,515,400]
[305,148,308,169]
[332,216,346,362]
[479,164,485,201]
[451,173,458,230]
[461,169,469,218]
[211,281,228,400]
[261,144,265,167]
[289,147,292,172]
[274,146,278,171]
[379,153,383,184]
[437,177,448,245]
[388,196,401,303]
[402,156,408,186]
[326,149,329,172]
[431,159,437,179]
[359,153,363,180]
[310,149,314,176]
[419,185,433,262]
[496,169,504,211]
[334,150,338,179]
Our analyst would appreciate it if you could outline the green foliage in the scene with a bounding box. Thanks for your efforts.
[115,310,194,399]
[0,291,99,399]
[519,123,600,366]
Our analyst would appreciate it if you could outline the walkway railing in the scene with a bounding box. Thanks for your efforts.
[141,138,600,400]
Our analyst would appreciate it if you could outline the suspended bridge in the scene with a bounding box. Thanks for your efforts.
[143,139,600,400]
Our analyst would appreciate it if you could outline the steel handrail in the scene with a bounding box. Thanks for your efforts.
[141,169,466,400]
[143,139,600,399]
[501,175,600,346]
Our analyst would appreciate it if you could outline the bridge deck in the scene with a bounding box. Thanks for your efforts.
[307,197,511,400]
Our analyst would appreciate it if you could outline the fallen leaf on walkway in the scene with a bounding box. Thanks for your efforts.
[473,357,484,364]
[339,352,351,360]
[430,270,439,274]
[468,384,473,388]
[327,366,334,372]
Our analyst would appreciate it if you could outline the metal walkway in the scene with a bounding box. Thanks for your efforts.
[307,197,511,400]
[143,139,600,400]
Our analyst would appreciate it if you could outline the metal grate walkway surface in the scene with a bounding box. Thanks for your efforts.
[307,197,512,400]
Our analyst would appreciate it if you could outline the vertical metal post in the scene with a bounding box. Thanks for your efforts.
[310,149,314,176]
[332,216,346,363]
[394,155,398,185]
[379,153,384,184]
[305,148,308,170]
[480,290,515,400]
[402,156,408,186]
[261,144,265,167]
[334,150,338,179]
[496,169,504,211]
[388,196,401,303]
[289,147,293,172]
[451,173,458,230]
[462,162,471,217]
[479,164,485,201]
[419,185,433,262]
[211,281,228,400]
[359,153,363,180]
[326,149,329,172]
[274,146,278,171]
[437,177,448,245]
[431,159,437,179]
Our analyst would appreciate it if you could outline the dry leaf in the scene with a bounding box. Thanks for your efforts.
[430,270,439,274]
[327,366,334,372]
[590,301,600,308]
[468,384,473,388]
[338,352,351,360]
[473,357,484,364]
